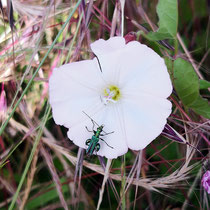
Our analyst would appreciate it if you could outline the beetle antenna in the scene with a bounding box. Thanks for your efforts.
[82,111,100,127]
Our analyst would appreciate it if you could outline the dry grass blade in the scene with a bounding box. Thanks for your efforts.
[133,151,143,209]
[177,33,204,79]
[96,159,112,210]
[55,152,75,200]
[6,116,201,192]
[98,156,120,202]
[41,145,69,210]
[8,0,14,31]
[45,134,198,190]
[125,151,142,192]
[19,144,40,210]
[85,0,94,26]
[0,0,4,20]
[120,0,125,36]
[110,2,119,37]
[73,147,84,208]
[0,176,21,205]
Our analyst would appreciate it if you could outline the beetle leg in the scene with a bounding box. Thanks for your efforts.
[91,119,95,130]
[100,131,114,136]
[95,143,100,152]
[85,126,92,132]
[100,138,114,149]
[85,139,91,146]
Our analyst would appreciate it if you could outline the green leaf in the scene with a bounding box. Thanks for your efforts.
[199,79,210,90]
[173,58,199,106]
[173,58,210,119]
[190,96,210,119]
[147,0,178,40]
[26,181,69,210]
[164,57,173,74]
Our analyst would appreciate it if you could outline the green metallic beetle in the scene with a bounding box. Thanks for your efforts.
[83,111,114,156]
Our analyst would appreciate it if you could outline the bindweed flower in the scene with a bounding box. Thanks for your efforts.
[49,37,172,159]
[202,170,210,194]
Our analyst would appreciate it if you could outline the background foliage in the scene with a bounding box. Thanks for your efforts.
[0,0,209,209]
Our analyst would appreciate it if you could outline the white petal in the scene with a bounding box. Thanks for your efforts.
[118,41,172,98]
[92,51,123,85]
[122,93,172,150]
[91,36,126,56]
[67,104,128,159]
[90,37,126,84]
[49,60,105,128]
[92,39,172,98]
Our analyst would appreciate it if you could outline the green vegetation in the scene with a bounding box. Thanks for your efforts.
[0,0,209,209]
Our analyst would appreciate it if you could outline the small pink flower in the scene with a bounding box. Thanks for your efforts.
[202,170,210,194]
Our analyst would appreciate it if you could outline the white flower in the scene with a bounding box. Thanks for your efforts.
[49,37,172,159]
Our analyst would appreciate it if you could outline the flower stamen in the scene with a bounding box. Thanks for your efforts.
[102,85,121,105]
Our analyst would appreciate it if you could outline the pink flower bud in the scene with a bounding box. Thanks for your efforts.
[124,32,136,44]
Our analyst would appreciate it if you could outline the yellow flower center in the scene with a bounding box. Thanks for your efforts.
[102,85,121,105]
